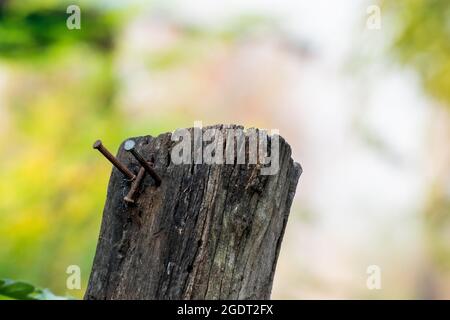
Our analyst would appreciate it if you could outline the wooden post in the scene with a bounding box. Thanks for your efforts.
[85,125,301,300]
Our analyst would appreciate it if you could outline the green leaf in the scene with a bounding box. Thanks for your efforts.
[0,278,71,300]
[0,279,36,300]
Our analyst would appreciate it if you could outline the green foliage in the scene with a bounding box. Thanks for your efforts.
[0,0,123,60]
[385,0,450,275]
[0,279,69,300]
[0,1,129,299]
[385,0,450,107]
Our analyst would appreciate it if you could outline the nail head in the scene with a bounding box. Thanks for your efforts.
[93,140,102,149]
[124,140,136,151]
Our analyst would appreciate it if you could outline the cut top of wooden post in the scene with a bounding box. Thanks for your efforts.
[85,125,302,300]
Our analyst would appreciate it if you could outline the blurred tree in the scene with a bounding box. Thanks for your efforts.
[0,0,127,298]
[385,0,450,107]
[385,0,450,298]
[0,0,121,59]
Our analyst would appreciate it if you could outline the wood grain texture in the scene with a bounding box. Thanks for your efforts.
[85,125,301,300]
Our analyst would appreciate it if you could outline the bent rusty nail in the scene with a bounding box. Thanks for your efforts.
[124,166,146,204]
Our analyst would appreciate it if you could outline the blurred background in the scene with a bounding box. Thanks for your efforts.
[0,0,449,299]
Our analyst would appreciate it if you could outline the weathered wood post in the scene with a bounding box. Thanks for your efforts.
[85,125,301,300]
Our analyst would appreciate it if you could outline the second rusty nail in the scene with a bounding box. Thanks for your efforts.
[124,166,146,203]
[93,140,136,181]
[124,140,162,186]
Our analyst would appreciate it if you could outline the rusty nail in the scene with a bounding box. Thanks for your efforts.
[124,166,146,204]
[93,140,136,181]
[124,140,162,186]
